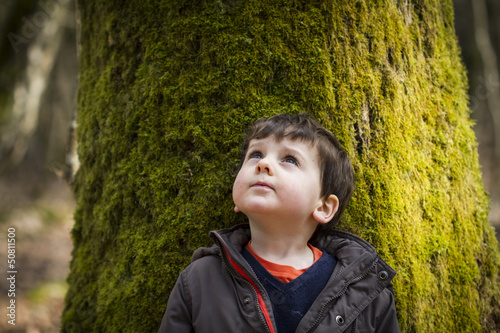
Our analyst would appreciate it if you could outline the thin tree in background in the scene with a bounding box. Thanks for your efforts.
[454,0,500,231]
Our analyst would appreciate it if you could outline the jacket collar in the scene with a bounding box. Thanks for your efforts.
[193,223,395,283]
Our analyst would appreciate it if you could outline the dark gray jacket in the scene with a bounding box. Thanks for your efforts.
[158,224,400,333]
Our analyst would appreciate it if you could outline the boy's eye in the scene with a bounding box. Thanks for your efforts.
[283,156,299,166]
[248,151,263,159]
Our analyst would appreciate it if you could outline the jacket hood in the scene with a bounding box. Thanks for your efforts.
[191,224,251,262]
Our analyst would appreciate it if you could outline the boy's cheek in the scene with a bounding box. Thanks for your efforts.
[232,178,243,207]
[232,171,247,193]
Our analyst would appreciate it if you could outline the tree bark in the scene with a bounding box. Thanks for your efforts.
[62,0,500,331]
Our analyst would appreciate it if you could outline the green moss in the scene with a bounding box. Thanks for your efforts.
[63,0,500,331]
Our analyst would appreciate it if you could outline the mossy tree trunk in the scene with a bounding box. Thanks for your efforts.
[62,0,500,331]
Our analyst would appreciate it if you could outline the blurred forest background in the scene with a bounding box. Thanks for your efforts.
[0,0,498,331]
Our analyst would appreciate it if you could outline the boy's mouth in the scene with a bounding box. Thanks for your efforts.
[251,182,274,190]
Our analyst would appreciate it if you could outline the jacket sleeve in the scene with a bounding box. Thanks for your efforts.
[158,272,194,333]
[375,287,400,333]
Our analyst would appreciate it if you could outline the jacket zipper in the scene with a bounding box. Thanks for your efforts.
[350,319,357,333]
[305,258,379,333]
[214,238,273,333]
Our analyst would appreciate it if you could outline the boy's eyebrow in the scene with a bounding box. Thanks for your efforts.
[281,144,308,161]
[246,140,271,151]
[280,140,321,164]
[247,140,263,149]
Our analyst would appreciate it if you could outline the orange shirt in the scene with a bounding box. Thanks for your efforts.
[245,242,323,283]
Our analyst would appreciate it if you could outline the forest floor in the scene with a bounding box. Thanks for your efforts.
[0,177,74,333]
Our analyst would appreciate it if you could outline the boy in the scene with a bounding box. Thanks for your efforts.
[159,113,400,332]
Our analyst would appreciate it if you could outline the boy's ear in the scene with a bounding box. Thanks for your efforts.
[313,195,339,224]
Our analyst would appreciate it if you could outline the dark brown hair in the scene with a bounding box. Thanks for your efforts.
[238,113,355,230]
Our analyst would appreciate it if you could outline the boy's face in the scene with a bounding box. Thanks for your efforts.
[232,136,326,226]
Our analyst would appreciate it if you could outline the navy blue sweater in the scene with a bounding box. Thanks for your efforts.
[242,247,337,333]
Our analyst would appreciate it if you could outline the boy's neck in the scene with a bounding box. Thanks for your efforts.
[248,222,316,270]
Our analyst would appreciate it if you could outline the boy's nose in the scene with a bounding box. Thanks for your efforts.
[255,158,273,176]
